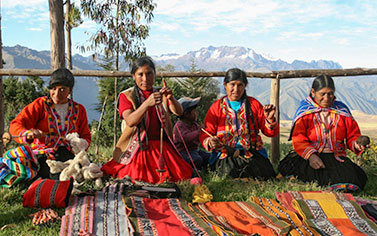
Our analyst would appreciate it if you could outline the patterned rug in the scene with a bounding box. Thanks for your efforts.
[250,196,320,236]
[190,201,290,236]
[276,191,377,235]
[128,196,212,236]
[276,191,355,216]
[60,190,134,236]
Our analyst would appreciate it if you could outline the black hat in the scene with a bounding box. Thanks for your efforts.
[48,68,75,89]
[178,97,201,113]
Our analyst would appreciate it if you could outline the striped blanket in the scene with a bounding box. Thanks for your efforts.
[0,146,39,188]
[250,196,320,236]
[190,201,291,236]
[277,191,377,235]
[128,197,212,236]
[60,191,134,236]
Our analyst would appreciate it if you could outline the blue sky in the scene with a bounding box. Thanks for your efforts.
[2,0,377,68]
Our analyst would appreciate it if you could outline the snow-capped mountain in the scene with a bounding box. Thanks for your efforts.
[3,45,376,121]
[153,45,342,72]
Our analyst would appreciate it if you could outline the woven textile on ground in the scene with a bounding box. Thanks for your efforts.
[276,191,355,217]
[128,196,212,236]
[0,146,39,188]
[284,192,377,235]
[250,196,320,236]
[60,190,134,236]
[190,201,290,236]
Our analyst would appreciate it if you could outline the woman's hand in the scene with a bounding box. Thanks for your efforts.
[208,136,223,150]
[263,104,276,123]
[159,79,173,100]
[26,128,45,141]
[355,135,370,152]
[145,91,164,107]
[308,153,325,169]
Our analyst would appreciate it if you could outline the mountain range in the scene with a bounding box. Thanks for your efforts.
[3,45,377,121]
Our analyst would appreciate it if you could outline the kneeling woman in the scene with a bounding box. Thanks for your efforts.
[101,56,192,184]
[278,75,368,191]
[200,68,278,179]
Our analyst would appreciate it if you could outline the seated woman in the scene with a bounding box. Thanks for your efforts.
[101,56,193,184]
[278,75,368,191]
[9,67,91,179]
[200,68,278,179]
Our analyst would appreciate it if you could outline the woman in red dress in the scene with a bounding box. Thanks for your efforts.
[101,56,192,184]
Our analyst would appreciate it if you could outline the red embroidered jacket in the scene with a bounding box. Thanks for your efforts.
[200,96,278,153]
[292,112,361,160]
[10,97,91,151]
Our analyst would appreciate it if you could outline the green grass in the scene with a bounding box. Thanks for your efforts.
[1,143,377,235]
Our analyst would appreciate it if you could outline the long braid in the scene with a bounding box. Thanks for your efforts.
[133,81,148,150]
[243,92,258,150]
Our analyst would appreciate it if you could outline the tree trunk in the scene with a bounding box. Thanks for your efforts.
[65,0,72,70]
[0,2,4,155]
[49,0,65,69]
[113,0,120,148]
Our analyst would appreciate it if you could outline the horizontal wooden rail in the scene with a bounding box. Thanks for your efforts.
[1,68,377,78]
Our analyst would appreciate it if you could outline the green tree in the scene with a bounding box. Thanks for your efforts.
[80,0,156,147]
[91,57,133,150]
[65,1,83,69]
[171,60,219,123]
[3,76,47,127]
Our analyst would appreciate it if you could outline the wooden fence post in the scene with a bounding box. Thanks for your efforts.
[270,74,280,165]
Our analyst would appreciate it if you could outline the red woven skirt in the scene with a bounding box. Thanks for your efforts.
[101,140,193,184]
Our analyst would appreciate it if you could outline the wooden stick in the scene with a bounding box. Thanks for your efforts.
[201,128,213,137]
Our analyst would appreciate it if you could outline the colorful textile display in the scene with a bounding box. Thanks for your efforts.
[191,201,290,236]
[278,191,377,235]
[292,198,377,235]
[250,197,320,236]
[276,191,355,216]
[23,177,73,208]
[60,190,134,236]
[0,146,39,188]
[128,196,212,236]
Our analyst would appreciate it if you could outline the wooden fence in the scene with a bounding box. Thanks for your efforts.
[1,67,377,163]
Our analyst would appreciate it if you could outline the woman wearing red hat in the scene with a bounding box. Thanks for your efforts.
[9,67,91,178]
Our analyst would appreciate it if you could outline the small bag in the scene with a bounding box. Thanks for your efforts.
[23,177,73,208]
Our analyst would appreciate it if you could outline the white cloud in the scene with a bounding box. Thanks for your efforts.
[153,0,377,37]
[152,21,180,31]
[77,20,97,30]
[2,0,45,8]
[336,39,350,46]
[27,27,43,32]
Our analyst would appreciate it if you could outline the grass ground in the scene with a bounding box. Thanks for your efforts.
[1,141,377,235]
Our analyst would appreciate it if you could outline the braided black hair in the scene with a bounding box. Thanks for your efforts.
[130,56,156,150]
[224,68,258,150]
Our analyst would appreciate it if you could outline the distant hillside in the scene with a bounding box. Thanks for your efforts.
[3,45,377,121]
